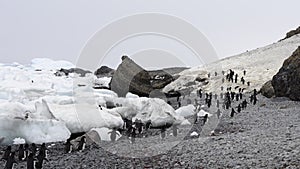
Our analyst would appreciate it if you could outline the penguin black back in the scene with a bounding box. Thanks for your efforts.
[64,140,72,154]
[18,144,25,161]
[26,153,36,169]
[1,145,11,161]
[35,152,48,169]
[4,152,17,169]
[38,143,48,159]
[77,136,86,152]
[24,143,29,160]
[31,143,37,156]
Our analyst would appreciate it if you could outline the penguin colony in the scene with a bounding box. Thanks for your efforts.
[0,69,261,168]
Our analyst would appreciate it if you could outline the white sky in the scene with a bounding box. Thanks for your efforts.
[0,0,299,69]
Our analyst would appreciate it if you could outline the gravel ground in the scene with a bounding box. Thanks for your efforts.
[1,94,300,168]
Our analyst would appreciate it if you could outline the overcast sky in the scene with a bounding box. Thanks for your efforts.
[0,0,299,69]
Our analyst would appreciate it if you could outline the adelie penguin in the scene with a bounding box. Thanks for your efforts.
[31,143,37,156]
[26,153,36,169]
[160,128,166,140]
[1,145,11,161]
[35,151,49,169]
[172,125,178,137]
[64,140,73,154]
[39,143,49,159]
[230,108,236,118]
[77,136,86,152]
[17,144,25,161]
[216,109,221,119]
[237,104,241,113]
[4,152,17,169]
[24,143,30,160]
[203,114,208,125]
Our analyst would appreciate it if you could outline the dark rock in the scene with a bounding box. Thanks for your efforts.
[93,86,110,90]
[55,68,91,77]
[272,46,300,101]
[260,80,275,98]
[164,90,181,98]
[67,132,86,142]
[149,71,174,89]
[282,26,300,40]
[195,77,207,82]
[149,67,187,76]
[94,66,115,78]
[110,56,153,97]
[148,68,186,90]
[109,56,186,97]
[106,101,116,109]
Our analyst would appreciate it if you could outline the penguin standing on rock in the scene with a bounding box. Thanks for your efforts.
[39,143,49,159]
[216,109,221,119]
[230,108,236,117]
[35,151,49,169]
[77,136,86,152]
[64,140,73,154]
[172,125,178,137]
[31,143,37,156]
[237,104,241,113]
[18,144,25,161]
[26,153,36,169]
[1,145,11,161]
[203,114,208,125]
[24,143,30,160]
[108,129,120,142]
[4,152,17,169]
[131,127,137,143]
[160,128,166,140]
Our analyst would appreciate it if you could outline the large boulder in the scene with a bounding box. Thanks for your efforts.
[272,46,300,100]
[260,80,275,98]
[110,56,153,97]
[94,66,115,78]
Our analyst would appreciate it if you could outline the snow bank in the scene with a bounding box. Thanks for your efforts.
[0,100,70,144]
[111,97,185,126]
[48,103,124,133]
[0,116,70,145]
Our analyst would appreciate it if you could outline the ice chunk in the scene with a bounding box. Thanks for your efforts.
[175,104,196,118]
[0,116,70,145]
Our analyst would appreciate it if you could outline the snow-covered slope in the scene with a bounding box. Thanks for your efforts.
[163,34,300,94]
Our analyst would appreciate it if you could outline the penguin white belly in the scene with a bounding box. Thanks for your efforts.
[82,143,86,151]
[69,145,73,153]
[45,150,49,159]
